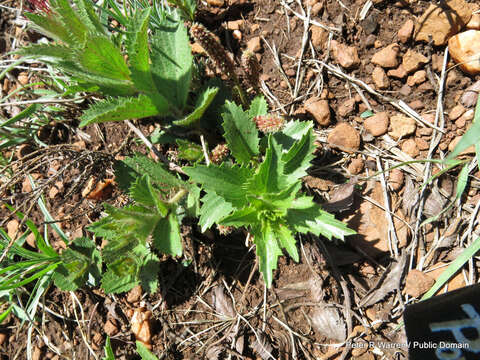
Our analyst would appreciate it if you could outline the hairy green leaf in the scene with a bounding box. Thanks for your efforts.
[79,94,167,127]
[184,164,252,207]
[198,192,234,232]
[50,0,89,43]
[79,34,130,80]
[53,237,101,291]
[220,206,257,227]
[249,135,284,194]
[116,154,188,191]
[73,0,106,35]
[139,251,160,293]
[126,8,158,94]
[222,100,259,165]
[281,130,315,184]
[175,139,204,162]
[252,223,283,288]
[173,87,219,126]
[150,21,192,109]
[286,196,356,240]
[24,12,72,43]
[101,258,139,293]
[247,95,268,119]
[152,212,183,256]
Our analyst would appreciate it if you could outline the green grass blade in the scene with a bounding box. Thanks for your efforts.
[421,236,480,300]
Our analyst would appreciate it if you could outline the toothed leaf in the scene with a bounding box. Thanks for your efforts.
[222,100,259,165]
[184,164,252,208]
[150,21,192,109]
[79,94,167,127]
[152,212,183,257]
[252,223,283,288]
[247,95,268,119]
[198,191,234,232]
[173,87,219,126]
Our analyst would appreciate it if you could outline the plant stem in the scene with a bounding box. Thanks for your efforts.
[168,188,188,204]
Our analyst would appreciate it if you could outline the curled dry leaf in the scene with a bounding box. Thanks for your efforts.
[310,304,347,341]
[205,346,224,360]
[82,177,115,200]
[322,182,355,213]
[130,307,153,349]
[359,252,406,307]
[423,185,448,218]
[211,284,236,319]
[251,331,274,360]
[402,175,418,219]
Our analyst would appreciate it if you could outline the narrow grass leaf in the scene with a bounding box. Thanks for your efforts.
[421,236,480,300]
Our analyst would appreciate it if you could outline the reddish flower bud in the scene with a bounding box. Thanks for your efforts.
[253,115,285,133]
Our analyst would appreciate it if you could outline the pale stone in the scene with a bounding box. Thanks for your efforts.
[246,36,262,52]
[305,98,331,126]
[387,64,407,79]
[467,13,480,30]
[414,0,474,45]
[310,25,327,48]
[406,70,426,86]
[327,123,361,153]
[398,19,414,43]
[388,114,416,139]
[371,43,400,68]
[372,66,390,89]
[448,30,480,75]
[330,40,360,69]
[402,49,428,74]
[405,270,435,298]
[364,112,389,136]
[449,104,466,120]
[348,158,364,175]
[401,138,420,157]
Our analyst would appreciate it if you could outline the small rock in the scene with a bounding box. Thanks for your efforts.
[431,54,444,72]
[330,40,360,69]
[415,137,430,151]
[449,104,466,120]
[250,24,260,33]
[389,114,416,139]
[406,70,426,86]
[0,333,7,346]
[408,100,424,110]
[414,0,474,45]
[401,138,420,157]
[7,219,19,240]
[399,84,411,96]
[361,13,378,34]
[364,112,389,136]
[371,43,400,68]
[448,135,476,154]
[337,98,356,117]
[127,285,143,303]
[448,30,480,75]
[226,20,244,30]
[418,127,433,136]
[402,50,428,74]
[22,173,41,193]
[461,80,480,107]
[389,168,404,191]
[104,319,119,336]
[72,140,86,151]
[305,98,331,126]
[387,64,407,79]
[455,116,466,129]
[405,270,435,298]
[372,66,390,89]
[348,158,364,175]
[17,72,29,85]
[246,37,262,53]
[232,29,242,41]
[398,19,414,43]
[458,108,475,123]
[26,232,37,248]
[310,26,327,49]
[467,13,480,30]
[190,42,205,54]
[206,0,224,6]
[327,123,361,153]
[48,185,59,199]
[311,2,324,16]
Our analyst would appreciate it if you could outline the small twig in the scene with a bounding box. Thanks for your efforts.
[200,134,210,166]
[0,96,88,107]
